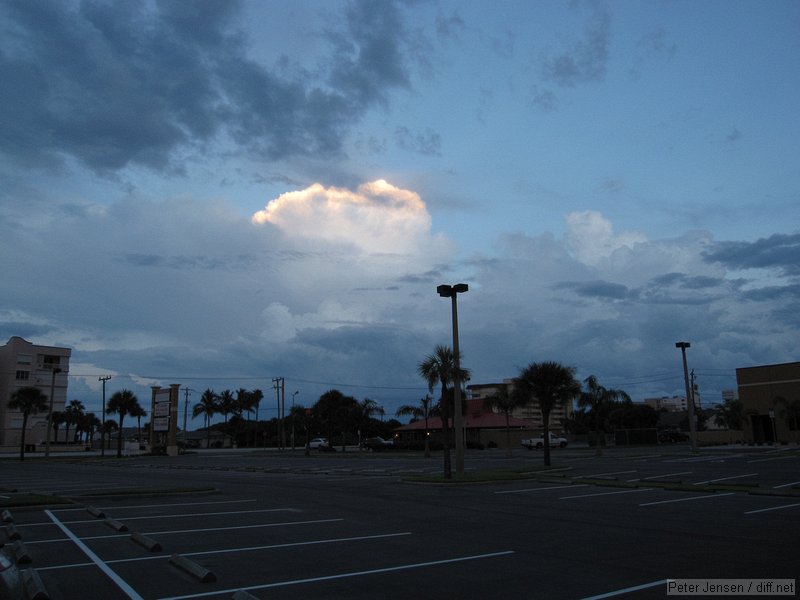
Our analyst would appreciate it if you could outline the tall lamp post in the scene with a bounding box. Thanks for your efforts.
[675,342,697,452]
[99,375,112,457]
[437,283,468,474]
[45,367,62,458]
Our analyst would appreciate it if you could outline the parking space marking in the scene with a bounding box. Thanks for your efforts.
[155,550,516,600]
[495,484,588,495]
[45,509,144,600]
[744,502,800,515]
[748,454,798,463]
[773,480,800,489]
[667,454,741,463]
[639,493,735,507]
[560,488,652,500]
[642,471,692,480]
[581,578,669,599]
[27,518,346,546]
[575,470,638,479]
[53,499,259,513]
[36,532,413,571]
[692,473,757,485]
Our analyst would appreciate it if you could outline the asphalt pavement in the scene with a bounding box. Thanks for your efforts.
[1,445,798,599]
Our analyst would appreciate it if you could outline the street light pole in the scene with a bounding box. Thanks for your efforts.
[675,342,697,452]
[438,283,468,475]
[99,375,111,457]
[45,367,61,458]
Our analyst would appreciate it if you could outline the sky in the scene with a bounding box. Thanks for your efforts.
[2,0,799,428]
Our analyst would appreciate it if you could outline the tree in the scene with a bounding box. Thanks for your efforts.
[107,389,141,458]
[514,361,580,467]
[354,398,384,449]
[773,396,800,435]
[396,395,434,457]
[130,403,147,445]
[64,399,85,444]
[8,386,48,461]
[192,389,218,448]
[483,385,522,457]
[218,389,236,424]
[313,389,358,449]
[578,375,630,456]
[418,344,470,479]
[51,410,66,444]
[714,399,745,431]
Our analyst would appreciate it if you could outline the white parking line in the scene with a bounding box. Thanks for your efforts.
[156,550,516,600]
[745,502,800,515]
[495,484,588,494]
[36,532,413,570]
[45,509,144,600]
[581,578,669,599]
[642,471,692,480]
[27,518,345,545]
[748,454,798,463]
[639,493,735,507]
[576,470,637,479]
[692,473,757,485]
[773,480,800,489]
[560,489,652,500]
[52,498,259,513]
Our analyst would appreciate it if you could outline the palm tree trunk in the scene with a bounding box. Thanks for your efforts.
[543,410,552,467]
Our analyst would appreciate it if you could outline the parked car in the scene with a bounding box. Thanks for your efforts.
[361,436,394,451]
[521,432,568,450]
[307,437,329,449]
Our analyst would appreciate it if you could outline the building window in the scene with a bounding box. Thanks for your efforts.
[41,355,61,368]
[16,370,30,381]
[17,354,32,365]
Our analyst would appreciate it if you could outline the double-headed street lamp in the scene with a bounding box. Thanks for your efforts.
[675,342,697,452]
[437,283,468,474]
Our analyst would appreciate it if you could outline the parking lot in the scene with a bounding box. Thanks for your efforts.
[2,446,799,599]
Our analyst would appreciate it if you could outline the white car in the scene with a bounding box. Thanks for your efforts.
[521,432,568,450]
[308,437,329,449]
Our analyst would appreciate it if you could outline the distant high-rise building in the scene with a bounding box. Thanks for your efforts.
[0,336,71,448]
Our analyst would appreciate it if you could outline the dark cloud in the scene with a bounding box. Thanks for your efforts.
[394,126,442,155]
[0,0,419,174]
[556,280,631,300]
[703,233,800,277]
[539,6,610,87]
[649,272,725,290]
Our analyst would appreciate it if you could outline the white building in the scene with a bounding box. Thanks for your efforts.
[0,336,71,448]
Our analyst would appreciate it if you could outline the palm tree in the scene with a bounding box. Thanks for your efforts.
[192,389,218,448]
[514,361,580,467]
[51,410,66,443]
[8,386,48,461]
[64,399,85,444]
[578,375,630,456]
[218,389,236,424]
[107,389,140,458]
[483,385,521,457]
[396,395,433,457]
[355,398,383,449]
[129,403,147,445]
[418,344,470,479]
[101,419,118,450]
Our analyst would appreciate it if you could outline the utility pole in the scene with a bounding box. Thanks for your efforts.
[99,375,112,457]
[272,377,284,450]
[676,342,697,452]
